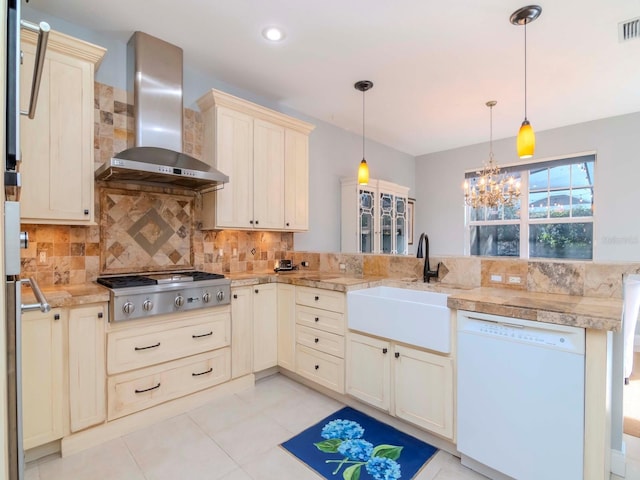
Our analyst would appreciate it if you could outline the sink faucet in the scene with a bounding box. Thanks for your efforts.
[416,233,440,283]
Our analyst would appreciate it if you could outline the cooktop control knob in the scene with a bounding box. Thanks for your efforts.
[202,292,211,303]
[175,295,185,308]
[216,290,225,302]
[122,302,135,314]
[142,299,153,311]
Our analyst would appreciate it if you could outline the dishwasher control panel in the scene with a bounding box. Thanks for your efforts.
[457,310,585,354]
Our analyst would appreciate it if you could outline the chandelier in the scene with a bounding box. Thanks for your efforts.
[464,101,521,209]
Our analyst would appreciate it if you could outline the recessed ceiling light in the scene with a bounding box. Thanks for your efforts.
[262,26,285,42]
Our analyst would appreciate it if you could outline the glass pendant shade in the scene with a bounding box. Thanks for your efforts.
[517,119,535,159]
[358,159,369,185]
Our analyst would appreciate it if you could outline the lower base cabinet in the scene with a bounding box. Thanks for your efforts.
[107,348,230,420]
[22,308,64,450]
[68,304,106,432]
[346,332,454,440]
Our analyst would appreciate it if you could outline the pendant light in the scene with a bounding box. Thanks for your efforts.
[510,5,542,159]
[354,80,373,185]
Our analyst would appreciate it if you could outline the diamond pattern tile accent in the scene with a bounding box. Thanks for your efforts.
[101,188,194,273]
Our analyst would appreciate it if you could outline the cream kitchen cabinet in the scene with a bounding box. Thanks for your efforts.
[252,283,278,371]
[19,29,105,224]
[198,89,314,231]
[346,332,454,440]
[341,178,410,255]
[277,283,296,371]
[106,308,231,420]
[231,284,278,375]
[22,308,64,450]
[295,287,346,393]
[68,303,106,432]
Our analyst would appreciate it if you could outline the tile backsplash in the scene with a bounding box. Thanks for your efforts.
[19,81,640,301]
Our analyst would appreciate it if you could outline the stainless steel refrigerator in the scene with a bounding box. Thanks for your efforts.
[4,2,50,478]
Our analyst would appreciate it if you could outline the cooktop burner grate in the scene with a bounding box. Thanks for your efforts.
[96,275,157,289]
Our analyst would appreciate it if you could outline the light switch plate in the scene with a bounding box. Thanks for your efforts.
[490,274,503,283]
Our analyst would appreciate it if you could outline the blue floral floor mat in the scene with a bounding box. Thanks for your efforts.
[281,406,438,480]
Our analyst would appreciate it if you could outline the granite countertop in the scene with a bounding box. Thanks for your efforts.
[21,283,110,309]
[23,271,622,331]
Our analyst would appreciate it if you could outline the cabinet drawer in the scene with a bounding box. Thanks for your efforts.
[296,325,345,358]
[296,345,344,394]
[107,310,230,374]
[108,348,230,420]
[296,305,344,335]
[296,287,345,313]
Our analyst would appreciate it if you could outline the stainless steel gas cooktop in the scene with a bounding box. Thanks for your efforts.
[97,271,230,322]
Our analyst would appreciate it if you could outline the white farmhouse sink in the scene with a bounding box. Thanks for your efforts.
[347,286,451,353]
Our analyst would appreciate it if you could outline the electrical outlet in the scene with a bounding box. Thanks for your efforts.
[38,251,47,264]
[218,248,223,257]
[490,274,503,283]
[339,263,346,272]
[232,248,238,257]
[508,275,522,284]
[301,261,309,267]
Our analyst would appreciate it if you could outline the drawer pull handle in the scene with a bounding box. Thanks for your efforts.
[382,348,388,354]
[192,331,213,339]
[314,338,319,343]
[134,342,161,351]
[314,317,319,322]
[192,367,213,377]
[315,364,319,370]
[395,352,400,359]
[314,296,319,301]
[135,383,161,394]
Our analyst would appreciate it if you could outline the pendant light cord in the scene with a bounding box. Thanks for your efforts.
[524,22,528,120]
[362,89,366,160]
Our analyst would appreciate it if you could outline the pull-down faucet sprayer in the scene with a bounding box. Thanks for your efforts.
[416,233,440,283]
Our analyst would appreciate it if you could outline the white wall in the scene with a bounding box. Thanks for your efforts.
[23,6,416,254]
[415,112,640,262]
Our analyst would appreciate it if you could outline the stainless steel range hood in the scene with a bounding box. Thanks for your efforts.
[95,32,228,190]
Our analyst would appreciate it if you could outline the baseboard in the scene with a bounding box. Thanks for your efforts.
[611,445,626,477]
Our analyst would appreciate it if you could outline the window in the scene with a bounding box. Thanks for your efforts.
[466,154,595,260]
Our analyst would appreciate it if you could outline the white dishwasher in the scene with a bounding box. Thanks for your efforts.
[457,310,585,480]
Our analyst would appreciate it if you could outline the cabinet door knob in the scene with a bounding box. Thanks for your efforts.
[97,312,103,319]
[255,289,259,294]
[255,220,259,225]
[249,220,254,224]
[314,338,319,343]
[314,364,319,370]
[382,348,388,354]
[83,209,89,215]
[314,296,319,301]
[395,352,400,359]
[233,294,238,299]
[54,313,60,321]
[286,222,290,227]
[314,317,319,322]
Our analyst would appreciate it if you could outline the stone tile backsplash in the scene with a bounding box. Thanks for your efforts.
[19,81,640,299]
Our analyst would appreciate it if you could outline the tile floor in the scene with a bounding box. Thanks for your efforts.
[25,374,488,480]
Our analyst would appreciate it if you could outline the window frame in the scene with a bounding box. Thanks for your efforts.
[464,151,596,260]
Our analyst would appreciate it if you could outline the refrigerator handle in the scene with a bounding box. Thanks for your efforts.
[19,20,50,119]
[20,277,50,313]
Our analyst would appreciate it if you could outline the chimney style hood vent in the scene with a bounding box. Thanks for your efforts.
[95,32,228,190]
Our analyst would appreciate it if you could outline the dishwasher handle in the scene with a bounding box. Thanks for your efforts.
[20,277,51,313]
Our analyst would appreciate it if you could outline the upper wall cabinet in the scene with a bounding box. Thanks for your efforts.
[197,89,314,231]
[341,178,410,255]
[20,29,106,224]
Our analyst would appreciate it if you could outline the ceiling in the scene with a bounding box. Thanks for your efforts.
[28,0,640,156]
